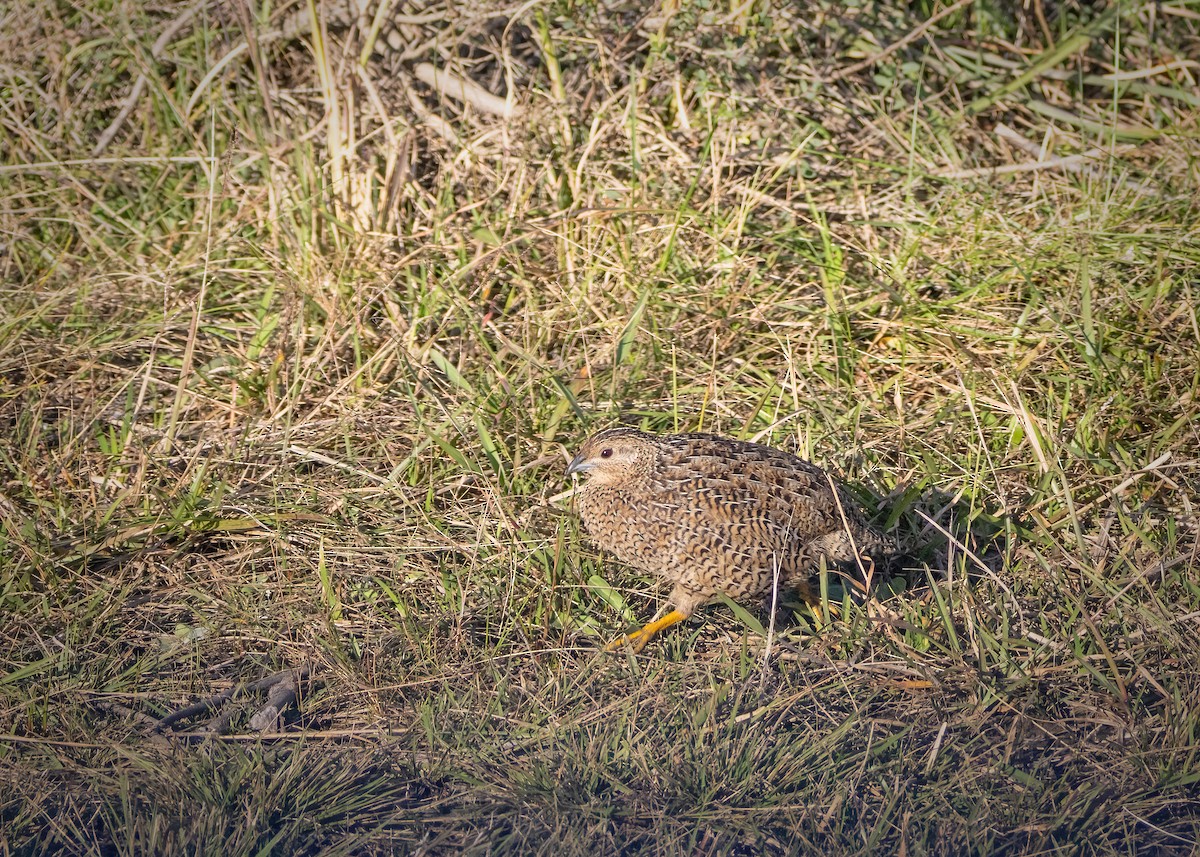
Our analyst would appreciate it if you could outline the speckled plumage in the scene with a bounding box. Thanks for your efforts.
[566,428,897,651]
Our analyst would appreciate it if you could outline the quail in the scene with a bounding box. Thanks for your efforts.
[566,428,897,652]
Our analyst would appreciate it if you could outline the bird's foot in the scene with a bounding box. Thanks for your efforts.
[603,609,689,654]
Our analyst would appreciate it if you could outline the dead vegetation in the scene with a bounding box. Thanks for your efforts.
[2,0,1199,853]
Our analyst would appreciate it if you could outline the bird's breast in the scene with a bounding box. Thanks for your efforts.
[577,483,679,572]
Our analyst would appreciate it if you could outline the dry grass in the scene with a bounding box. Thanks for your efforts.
[2,0,1200,853]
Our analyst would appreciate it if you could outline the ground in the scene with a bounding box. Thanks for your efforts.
[1,0,1199,854]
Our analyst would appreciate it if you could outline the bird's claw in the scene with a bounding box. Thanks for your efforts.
[604,630,651,654]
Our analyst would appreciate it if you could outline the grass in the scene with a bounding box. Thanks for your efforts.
[2,0,1199,853]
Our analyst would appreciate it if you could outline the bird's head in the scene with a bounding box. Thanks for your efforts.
[565,428,657,487]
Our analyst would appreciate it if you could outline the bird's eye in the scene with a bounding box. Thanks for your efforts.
[600,448,613,459]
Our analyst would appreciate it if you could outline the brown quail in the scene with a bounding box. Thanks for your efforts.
[566,428,897,652]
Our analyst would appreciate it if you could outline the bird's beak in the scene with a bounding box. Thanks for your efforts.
[565,453,593,478]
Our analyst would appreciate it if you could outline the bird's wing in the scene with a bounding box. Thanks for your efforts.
[656,435,843,542]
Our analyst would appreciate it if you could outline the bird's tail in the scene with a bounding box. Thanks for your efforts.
[812,526,905,596]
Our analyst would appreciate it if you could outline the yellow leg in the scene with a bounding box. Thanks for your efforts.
[604,609,689,653]
[792,586,840,628]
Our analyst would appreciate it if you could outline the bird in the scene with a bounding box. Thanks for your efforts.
[565,427,898,653]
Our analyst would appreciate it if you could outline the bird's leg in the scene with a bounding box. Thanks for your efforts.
[604,587,703,653]
[603,610,689,653]
[785,571,840,627]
